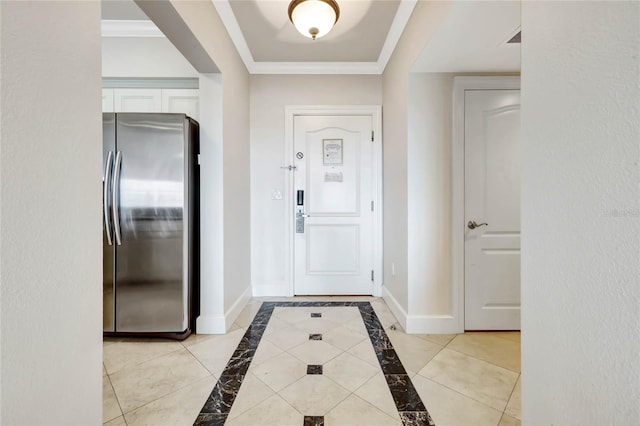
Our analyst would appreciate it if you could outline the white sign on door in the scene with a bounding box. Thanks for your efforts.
[323,139,343,165]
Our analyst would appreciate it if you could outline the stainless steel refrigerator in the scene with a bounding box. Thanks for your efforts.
[103,113,199,339]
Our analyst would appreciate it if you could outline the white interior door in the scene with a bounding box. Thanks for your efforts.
[465,89,521,330]
[294,115,374,295]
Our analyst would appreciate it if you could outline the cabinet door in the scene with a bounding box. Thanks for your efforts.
[162,89,199,121]
[102,89,114,112]
[114,89,162,113]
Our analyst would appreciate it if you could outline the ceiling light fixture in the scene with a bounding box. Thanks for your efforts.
[288,0,340,40]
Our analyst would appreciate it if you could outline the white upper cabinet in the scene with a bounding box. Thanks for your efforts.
[102,89,114,113]
[103,88,199,121]
[114,89,162,113]
[162,89,200,122]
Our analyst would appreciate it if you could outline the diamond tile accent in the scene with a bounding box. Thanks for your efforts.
[304,415,324,426]
[307,365,323,375]
[311,313,322,318]
[309,333,322,341]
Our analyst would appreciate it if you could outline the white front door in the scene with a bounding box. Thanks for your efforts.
[465,89,521,330]
[293,115,374,295]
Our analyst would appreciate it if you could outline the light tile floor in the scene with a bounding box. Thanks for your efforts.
[103,297,521,426]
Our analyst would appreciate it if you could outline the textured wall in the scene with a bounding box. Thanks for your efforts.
[0,2,102,423]
[521,2,640,423]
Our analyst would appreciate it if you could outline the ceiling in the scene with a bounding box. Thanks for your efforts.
[411,1,521,73]
[101,0,521,75]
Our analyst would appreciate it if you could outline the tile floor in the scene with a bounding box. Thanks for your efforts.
[104,297,521,426]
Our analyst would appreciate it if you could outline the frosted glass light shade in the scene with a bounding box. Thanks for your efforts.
[288,0,340,40]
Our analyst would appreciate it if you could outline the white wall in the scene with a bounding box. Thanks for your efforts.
[407,73,454,318]
[0,2,102,424]
[102,37,198,78]
[521,2,640,424]
[197,73,225,331]
[250,75,382,296]
[381,1,453,322]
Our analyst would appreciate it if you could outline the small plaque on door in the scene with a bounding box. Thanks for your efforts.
[324,171,343,183]
[323,139,343,165]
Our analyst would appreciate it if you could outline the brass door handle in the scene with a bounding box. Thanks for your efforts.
[468,220,488,230]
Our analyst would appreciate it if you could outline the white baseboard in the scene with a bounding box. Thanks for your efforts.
[196,286,251,334]
[382,286,461,334]
[195,314,226,334]
[405,314,460,334]
[252,283,291,297]
[382,286,408,331]
[225,286,252,328]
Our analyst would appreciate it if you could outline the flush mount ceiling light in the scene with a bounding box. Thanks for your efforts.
[288,0,340,40]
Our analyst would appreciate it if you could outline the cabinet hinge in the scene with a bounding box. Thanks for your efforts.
[371,201,374,212]
[371,270,374,282]
[371,130,374,142]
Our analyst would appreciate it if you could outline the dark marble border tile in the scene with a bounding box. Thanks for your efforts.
[400,411,435,426]
[384,374,427,412]
[195,301,433,426]
[193,413,228,426]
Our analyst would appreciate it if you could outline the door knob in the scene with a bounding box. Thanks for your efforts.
[467,220,488,230]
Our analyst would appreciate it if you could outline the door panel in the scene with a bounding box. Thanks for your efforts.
[294,115,373,295]
[306,225,360,274]
[115,113,187,332]
[465,90,521,330]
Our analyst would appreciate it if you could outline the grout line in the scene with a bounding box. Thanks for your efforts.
[105,373,126,425]
[497,411,506,426]
[502,373,521,420]
[184,343,224,379]
[119,374,215,421]
[105,343,183,377]
[438,344,522,374]
[225,373,275,421]
[418,375,509,415]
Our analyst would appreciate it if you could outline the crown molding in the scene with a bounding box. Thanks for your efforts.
[101,20,165,38]
[212,1,256,68]
[378,0,416,72]
[250,61,383,75]
[212,0,416,75]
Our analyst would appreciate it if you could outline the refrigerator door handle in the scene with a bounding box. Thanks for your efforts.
[103,151,114,245]
[112,151,123,246]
